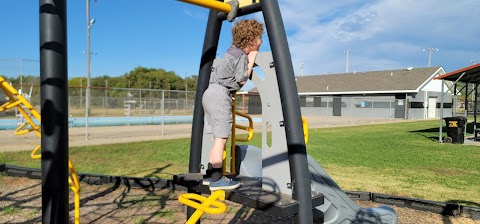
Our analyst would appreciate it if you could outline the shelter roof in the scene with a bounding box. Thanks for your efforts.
[435,64,480,83]
[249,66,444,95]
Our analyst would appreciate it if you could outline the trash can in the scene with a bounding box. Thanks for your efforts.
[443,116,467,144]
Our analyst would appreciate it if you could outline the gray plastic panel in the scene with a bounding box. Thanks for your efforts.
[251,52,292,194]
[308,155,397,224]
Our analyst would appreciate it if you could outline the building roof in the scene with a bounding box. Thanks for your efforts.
[435,63,480,84]
[249,66,444,95]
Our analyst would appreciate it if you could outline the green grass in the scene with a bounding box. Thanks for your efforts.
[1,120,479,206]
[2,206,20,215]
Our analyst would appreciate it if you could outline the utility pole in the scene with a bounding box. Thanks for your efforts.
[300,63,304,77]
[345,49,350,73]
[423,48,438,67]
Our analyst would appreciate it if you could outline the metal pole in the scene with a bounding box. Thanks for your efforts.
[472,83,478,141]
[439,79,445,142]
[187,8,222,222]
[19,59,23,93]
[85,0,92,140]
[161,90,164,135]
[428,51,432,67]
[262,0,313,223]
[474,84,478,140]
[345,49,350,73]
[40,0,69,222]
[465,83,469,118]
[185,81,188,110]
[189,9,221,173]
[453,84,457,116]
[423,48,438,67]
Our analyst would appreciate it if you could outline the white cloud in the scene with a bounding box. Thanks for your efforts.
[278,0,480,74]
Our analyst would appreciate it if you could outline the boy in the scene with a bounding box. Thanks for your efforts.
[202,19,264,191]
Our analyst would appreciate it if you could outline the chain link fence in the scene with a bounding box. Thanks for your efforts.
[1,85,418,150]
[299,96,408,127]
[1,86,414,127]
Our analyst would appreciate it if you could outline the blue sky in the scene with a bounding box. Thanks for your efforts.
[1,0,480,87]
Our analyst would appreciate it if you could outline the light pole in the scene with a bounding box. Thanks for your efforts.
[345,49,350,73]
[423,48,438,67]
[85,0,96,140]
[86,0,95,116]
[300,63,304,77]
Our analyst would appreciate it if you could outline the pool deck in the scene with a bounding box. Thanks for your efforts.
[0,123,196,152]
[3,116,478,152]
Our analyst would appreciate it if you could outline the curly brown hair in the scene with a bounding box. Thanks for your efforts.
[232,19,264,49]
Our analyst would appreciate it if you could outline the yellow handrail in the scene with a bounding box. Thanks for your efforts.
[68,160,81,224]
[178,190,227,224]
[0,76,81,224]
[177,0,231,13]
[302,116,309,144]
[31,145,41,159]
[235,110,254,142]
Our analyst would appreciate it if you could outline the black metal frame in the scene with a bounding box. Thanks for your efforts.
[37,0,314,223]
[187,0,314,223]
[40,0,69,223]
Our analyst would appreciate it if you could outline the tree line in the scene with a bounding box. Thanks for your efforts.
[2,66,198,91]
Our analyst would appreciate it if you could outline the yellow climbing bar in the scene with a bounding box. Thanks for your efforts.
[178,0,231,13]
[1,76,81,224]
[235,110,254,142]
[226,0,261,7]
[68,160,81,224]
[178,190,227,224]
[302,116,309,144]
[0,77,41,137]
[31,145,41,159]
[178,0,260,13]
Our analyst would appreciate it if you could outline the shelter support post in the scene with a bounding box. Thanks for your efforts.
[439,79,445,143]
[465,83,469,118]
[475,84,478,140]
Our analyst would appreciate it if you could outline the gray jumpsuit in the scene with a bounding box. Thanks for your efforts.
[202,45,249,138]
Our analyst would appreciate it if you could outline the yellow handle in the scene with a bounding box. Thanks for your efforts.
[178,191,227,214]
[235,110,254,142]
[302,117,309,144]
[31,145,41,159]
[178,190,227,224]
[68,160,81,224]
[178,0,231,13]
[1,76,81,224]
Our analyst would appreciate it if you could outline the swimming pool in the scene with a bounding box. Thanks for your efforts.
[0,116,261,130]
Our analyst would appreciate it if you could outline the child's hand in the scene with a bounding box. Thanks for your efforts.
[248,51,258,64]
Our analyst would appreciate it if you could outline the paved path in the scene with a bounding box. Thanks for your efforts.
[1,116,419,152]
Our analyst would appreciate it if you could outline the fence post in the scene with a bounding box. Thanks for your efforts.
[139,89,142,116]
[389,100,392,122]
[371,99,374,123]
[161,90,164,135]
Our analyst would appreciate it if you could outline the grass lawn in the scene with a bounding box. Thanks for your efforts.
[1,120,479,207]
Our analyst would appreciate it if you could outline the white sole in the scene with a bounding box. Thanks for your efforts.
[208,183,240,191]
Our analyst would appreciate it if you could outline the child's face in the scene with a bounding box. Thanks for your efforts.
[251,36,263,51]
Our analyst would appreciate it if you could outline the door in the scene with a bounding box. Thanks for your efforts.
[428,97,436,118]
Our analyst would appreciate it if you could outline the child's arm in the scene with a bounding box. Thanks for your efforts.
[239,51,258,85]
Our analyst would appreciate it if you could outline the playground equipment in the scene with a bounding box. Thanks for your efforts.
[19,0,396,223]
[0,76,82,224]
[178,190,227,224]
[174,0,398,223]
